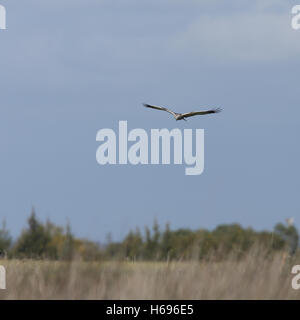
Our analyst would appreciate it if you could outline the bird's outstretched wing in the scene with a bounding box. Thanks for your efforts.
[181,108,222,118]
[143,104,177,117]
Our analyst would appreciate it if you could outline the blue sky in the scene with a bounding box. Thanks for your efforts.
[0,0,299,242]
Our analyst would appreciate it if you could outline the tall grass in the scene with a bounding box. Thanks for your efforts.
[0,248,299,299]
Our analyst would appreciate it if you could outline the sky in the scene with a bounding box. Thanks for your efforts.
[0,0,299,242]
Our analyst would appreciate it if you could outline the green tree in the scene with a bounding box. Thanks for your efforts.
[274,223,299,255]
[161,223,172,260]
[0,220,12,255]
[13,208,51,258]
[123,227,143,260]
[144,220,161,260]
[61,222,74,260]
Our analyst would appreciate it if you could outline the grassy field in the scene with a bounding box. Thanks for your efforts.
[0,249,299,299]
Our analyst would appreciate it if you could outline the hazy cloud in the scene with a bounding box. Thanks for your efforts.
[171,11,300,62]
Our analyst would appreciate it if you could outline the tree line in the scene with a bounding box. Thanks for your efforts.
[0,209,299,261]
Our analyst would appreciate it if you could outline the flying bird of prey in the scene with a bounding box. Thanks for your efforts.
[143,103,222,121]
